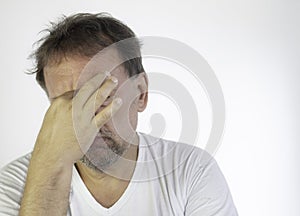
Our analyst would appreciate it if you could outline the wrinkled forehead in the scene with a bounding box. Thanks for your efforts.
[44,48,126,99]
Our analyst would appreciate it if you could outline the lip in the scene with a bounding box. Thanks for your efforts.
[92,135,111,148]
[95,132,112,141]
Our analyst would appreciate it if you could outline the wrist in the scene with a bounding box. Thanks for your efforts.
[31,147,74,173]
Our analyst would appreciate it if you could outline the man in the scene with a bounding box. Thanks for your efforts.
[0,13,238,215]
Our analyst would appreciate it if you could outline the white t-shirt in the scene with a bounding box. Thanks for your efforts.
[0,133,238,215]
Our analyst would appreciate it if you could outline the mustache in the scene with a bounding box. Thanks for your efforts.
[99,128,113,138]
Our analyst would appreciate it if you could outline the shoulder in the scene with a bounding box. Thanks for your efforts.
[138,132,214,171]
[138,134,238,215]
[0,153,32,212]
[0,153,32,186]
[137,132,216,186]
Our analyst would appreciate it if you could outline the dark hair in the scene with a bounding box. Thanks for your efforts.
[30,13,144,93]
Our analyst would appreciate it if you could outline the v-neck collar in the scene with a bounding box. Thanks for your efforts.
[69,132,146,215]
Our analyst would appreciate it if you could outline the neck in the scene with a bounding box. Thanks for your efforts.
[74,133,139,208]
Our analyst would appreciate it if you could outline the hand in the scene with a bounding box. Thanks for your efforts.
[32,73,122,165]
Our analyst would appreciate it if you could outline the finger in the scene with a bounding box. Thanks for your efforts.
[84,76,118,117]
[92,97,123,128]
[73,72,108,108]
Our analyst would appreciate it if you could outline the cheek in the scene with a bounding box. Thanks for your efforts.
[106,97,138,139]
[112,100,138,127]
[128,100,139,128]
[104,77,139,136]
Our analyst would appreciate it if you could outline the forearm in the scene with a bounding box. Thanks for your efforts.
[19,150,73,216]
[18,73,120,215]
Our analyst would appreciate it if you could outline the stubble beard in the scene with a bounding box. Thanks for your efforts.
[80,131,128,173]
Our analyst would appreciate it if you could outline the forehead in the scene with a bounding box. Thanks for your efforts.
[44,55,128,99]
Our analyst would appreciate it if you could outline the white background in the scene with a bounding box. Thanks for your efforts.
[0,0,299,215]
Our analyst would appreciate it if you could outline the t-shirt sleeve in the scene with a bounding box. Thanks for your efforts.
[0,185,20,216]
[0,154,30,216]
[184,155,238,216]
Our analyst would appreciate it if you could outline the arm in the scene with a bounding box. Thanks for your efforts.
[0,154,30,216]
[19,155,73,216]
[19,73,121,216]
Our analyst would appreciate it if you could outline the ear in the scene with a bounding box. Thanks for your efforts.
[135,72,148,112]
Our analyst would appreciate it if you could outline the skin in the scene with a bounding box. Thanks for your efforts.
[19,55,148,215]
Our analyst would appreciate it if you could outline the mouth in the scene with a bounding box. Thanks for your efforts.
[94,131,114,146]
[96,131,111,139]
[98,127,113,136]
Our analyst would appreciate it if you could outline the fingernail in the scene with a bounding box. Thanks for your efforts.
[105,71,111,77]
[110,76,118,84]
[115,98,122,105]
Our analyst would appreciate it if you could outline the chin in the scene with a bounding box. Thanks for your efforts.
[80,136,127,171]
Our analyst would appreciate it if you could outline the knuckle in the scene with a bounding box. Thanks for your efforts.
[81,78,99,93]
[51,97,72,113]
[96,91,109,105]
[96,91,106,101]
[100,109,112,122]
[78,84,89,95]
[102,111,110,121]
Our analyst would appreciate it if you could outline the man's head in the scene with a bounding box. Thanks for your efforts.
[31,13,145,95]
[31,13,148,172]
